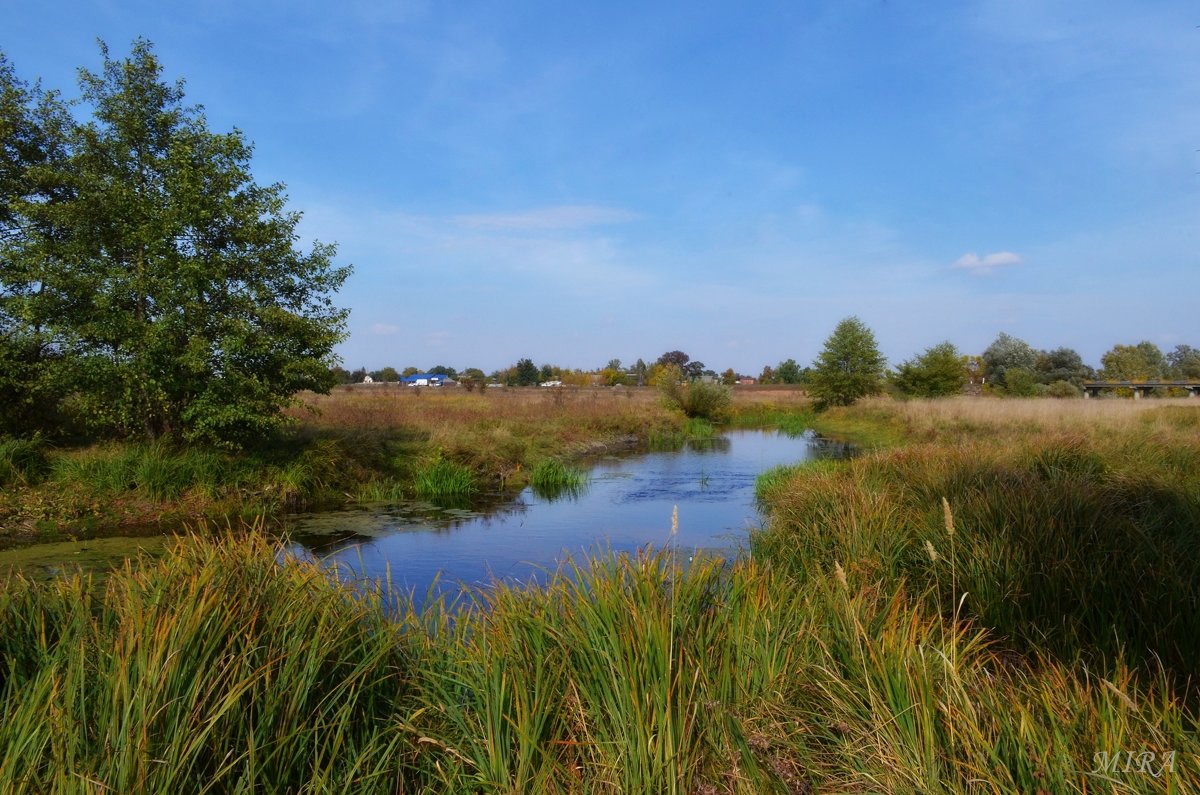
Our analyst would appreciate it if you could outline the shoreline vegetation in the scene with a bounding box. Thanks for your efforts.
[2,391,1199,790]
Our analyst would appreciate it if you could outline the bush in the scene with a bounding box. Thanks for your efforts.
[892,341,966,398]
[659,379,732,421]
[1047,379,1082,398]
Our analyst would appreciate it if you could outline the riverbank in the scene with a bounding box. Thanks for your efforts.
[0,386,690,546]
[3,396,1197,791]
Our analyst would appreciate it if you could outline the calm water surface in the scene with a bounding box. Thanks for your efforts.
[287,430,845,601]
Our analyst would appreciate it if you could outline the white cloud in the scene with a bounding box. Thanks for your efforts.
[952,251,1022,275]
[370,323,400,335]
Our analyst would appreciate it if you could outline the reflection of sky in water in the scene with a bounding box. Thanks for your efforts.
[287,430,843,604]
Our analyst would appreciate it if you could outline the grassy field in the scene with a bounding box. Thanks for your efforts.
[1,393,1198,791]
[0,385,688,544]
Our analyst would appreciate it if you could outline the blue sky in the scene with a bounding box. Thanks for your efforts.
[7,1,1198,374]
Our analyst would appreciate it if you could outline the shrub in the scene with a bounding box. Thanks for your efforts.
[1047,379,1082,398]
[660,379,731,421]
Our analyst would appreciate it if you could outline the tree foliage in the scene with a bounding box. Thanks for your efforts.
[1100,342,1167,381]
[1167,345,1200,381]
[893,342,966,398]
[0,41,350,446]
[511,358,539,386]
[1034,347,1094,388]
[775,358,804,385]
[656,350,690,369]
[808,316,886,409]
[981,333,1038,389]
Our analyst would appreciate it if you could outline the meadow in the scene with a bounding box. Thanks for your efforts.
[1,392,1198,792]
[0,385,686,545]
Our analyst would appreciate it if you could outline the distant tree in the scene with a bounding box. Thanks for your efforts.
[1167,344,1200,380]
[329,366,354,384]
[981,333,1039,389]
[1101,342,1167,381]
[370,366,400,383]
[1047,380,1083,398]
[808,317,886,408]
[682,360,706,380]
[758,365,776,384]
[775,358,803,385]
[350,367,368,384]
[428,364,457,380]
[647,362,681,387]
[605,358,622,371]
[633,358,648,386]
[721,368,737,386]
[1035,347,1095,388]
[1003,367,1039,397]
[513,358,539,386]
[459,367,486,391]
[657,350,690,368]
[599,364,626,386]
[401,366,420,377]
[893,342,967,398]
[539,364,555,382]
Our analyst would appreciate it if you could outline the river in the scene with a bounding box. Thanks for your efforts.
[285,429,845,603]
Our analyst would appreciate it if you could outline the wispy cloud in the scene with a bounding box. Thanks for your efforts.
[370,323,401,335]
[952,251,1022,275]
[453,205,639,231]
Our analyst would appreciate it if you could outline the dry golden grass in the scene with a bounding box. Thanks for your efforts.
[292,384,669,435]
[870,395,1199,436]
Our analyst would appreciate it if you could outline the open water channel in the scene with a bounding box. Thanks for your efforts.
[285,429,849,603]
[0,430,849,598]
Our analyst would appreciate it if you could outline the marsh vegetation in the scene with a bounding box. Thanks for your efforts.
[1,394,1198,792]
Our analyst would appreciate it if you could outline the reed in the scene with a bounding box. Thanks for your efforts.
[529,458,586,499]
[3,527,1196,792]
[412,456,477,500]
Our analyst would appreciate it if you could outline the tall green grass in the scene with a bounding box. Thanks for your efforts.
[754,431,1200,681]
[529,458,586,499]
[412,456,477,500]
[3,530,1195,792]
[0,437,50,487]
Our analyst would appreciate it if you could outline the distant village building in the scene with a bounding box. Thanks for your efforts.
[362,375,374,384]
[401,373,455,387]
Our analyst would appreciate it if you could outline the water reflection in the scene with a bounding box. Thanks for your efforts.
[287,430,843,605]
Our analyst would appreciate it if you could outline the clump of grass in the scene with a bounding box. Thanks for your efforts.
[0,437,50,487]
[647,427,688,451]
[684,416,717,438]
[413,456,477,500]
[754,430,1200,680]
[50,442,236,501]
[0,530,415,792]
[528,459,585,500]
[4,529,1198,792]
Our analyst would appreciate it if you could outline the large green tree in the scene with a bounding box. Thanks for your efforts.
[981,332,1039,390]
[1034,347,1094,388]
[1100,342,1167,381]
[0,41,350,446]
[1166,344,1200,381]
[893,341,966,398]
[808,316,886,408]
[0,53,77,435]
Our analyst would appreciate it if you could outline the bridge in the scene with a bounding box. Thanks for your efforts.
[1082,381,1200,399]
